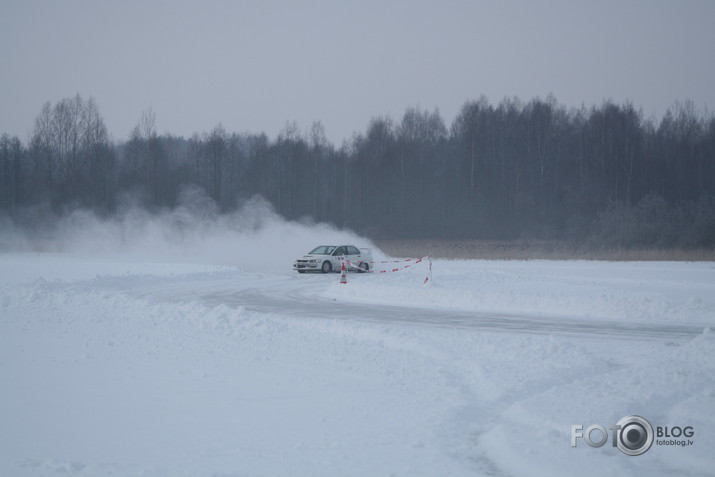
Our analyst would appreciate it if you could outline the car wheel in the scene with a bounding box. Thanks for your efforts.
[321,261,332,273]
[297,270,306,274]
[359,262,369,273]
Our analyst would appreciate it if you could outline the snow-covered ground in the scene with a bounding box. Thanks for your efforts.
[2,252,714,477]
[1,201,714,476]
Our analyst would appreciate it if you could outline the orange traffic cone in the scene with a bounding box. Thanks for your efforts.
[340,260,348,284]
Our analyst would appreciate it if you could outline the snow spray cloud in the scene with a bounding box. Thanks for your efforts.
[0,187,380,274]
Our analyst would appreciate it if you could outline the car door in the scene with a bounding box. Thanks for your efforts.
[332,246,348,268]
[350,246,368,270]
[347,246,361,262]
[344,246,362,269]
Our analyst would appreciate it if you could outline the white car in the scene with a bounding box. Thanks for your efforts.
[293,245,372,273]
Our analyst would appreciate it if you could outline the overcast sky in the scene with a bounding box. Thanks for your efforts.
[1,0,714,145]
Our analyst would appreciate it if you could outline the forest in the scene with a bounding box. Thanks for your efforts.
[1,94,714,248]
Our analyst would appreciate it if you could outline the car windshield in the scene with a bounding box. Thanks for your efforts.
[309,246,336,255]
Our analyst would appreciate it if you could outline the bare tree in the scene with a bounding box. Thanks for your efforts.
[28,94,113,208]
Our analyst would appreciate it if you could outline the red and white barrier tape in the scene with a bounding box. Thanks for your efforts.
[363,258,422,264]
[344,256,432,284]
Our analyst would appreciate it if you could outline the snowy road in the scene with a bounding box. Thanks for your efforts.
[137,272,704,341]
[2,254,715,477]
[206,283,705,341]
[84,257,709,344]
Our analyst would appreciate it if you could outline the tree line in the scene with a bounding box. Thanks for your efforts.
[2,94,714,248]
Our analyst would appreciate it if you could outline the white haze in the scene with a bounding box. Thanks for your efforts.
[0,188,379,274]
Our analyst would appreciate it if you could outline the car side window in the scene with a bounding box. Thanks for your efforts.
[348,246,360,255]
[334,246,346,256]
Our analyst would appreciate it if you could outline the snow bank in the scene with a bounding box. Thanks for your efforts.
[478,329,715,477]
[0,267,472,476]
